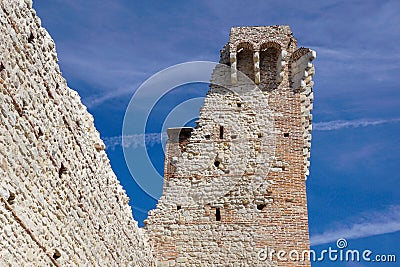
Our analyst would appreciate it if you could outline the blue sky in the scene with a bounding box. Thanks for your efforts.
[33,1,400,266]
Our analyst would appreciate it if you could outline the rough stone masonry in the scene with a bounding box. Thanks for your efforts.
[0,0,316,266]
[0,0,155,266]
[145,26,316,266]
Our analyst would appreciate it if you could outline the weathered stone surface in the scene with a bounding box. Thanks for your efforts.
[145,26,316,266]
[0,0,155,266]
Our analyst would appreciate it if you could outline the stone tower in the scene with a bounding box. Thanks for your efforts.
[145,26,316,266]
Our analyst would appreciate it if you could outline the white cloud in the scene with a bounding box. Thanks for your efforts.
[310,205,400,246]
[103,132,167,150]
[103,118,400,149]
[313,118,400,131]
[83,85,137,108]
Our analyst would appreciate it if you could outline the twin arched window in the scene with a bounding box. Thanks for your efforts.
[236,42,281,90]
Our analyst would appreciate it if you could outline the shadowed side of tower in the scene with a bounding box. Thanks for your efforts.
[145,26,316,266]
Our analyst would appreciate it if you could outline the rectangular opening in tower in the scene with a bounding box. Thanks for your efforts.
[219,126,224,139]
[216,208,221,221]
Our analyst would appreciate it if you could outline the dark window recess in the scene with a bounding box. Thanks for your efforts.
[205,134,211,140]
[219,126,224,139]
[258,133,263,138]
[283,133,290,137]
[237,102,242,108]
[28,32,34,43]
[0,62,5,72]
[53,249,61,260]
[216,208,221,221]
[177,205,181,210]
[257,204,266,210]
[214,160,221,168]
[180,129,192,140]
[58,163,67,178]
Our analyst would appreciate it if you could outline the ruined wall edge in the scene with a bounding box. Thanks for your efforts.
[0,0,155,265]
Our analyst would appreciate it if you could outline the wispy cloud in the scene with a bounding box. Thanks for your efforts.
[103,132,167,150]
[310,205,400,246]
[103,118,400,149]
[314,118,400,131]
[83,85,138,108]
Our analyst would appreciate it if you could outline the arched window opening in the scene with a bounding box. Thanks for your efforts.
[237,43,255,83]
[260,46,279,91]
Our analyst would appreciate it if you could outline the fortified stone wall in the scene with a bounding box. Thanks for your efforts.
[0,1,155,266]
[145,26,316,266]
